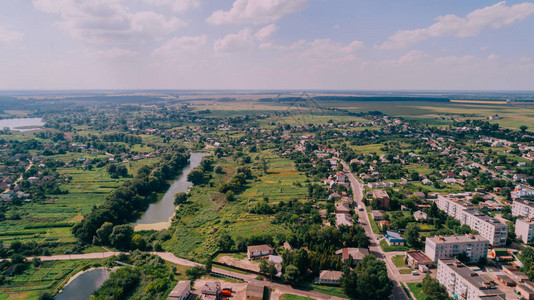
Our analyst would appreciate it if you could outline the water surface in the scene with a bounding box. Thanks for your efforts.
[135,152,208,226]
[55,268,111,300]
[0,118,44,132]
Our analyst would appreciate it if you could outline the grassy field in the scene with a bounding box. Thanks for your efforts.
[0,259,105,299]
[164,152,302,259]
[407,282,428,300]
[392,255,407,268]
[379,239,409,252]
[367,214,381,234]
[280,294,315,300]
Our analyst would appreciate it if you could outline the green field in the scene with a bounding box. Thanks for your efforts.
[379,239,409,252]
[280,294,315,300]
[392,255,407,267]
[407,282,428,300]
[0,259,105,299]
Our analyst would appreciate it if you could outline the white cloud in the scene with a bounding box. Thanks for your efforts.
[214,24,278,53]
[0,26,23,44]
[153,35,207,56]
[33,0,185,44]
[378,1,534,49]
[85,47,141,59]
[143,0,200,13]
[255,24,277,41]
[214,29,255,53]
[207,0,309,25]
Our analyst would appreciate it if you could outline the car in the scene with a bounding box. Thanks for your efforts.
[411,271,419,276]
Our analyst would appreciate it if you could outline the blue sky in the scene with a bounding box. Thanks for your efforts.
[0,0,533,90]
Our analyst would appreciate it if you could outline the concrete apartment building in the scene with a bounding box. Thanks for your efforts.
[435,196,508,246]
[512,199,534,219]
[516,218,534,244]
[437,259,505,300]
[426,235,489,264]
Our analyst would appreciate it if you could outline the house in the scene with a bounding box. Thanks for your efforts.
[443,178,457,185]
[371,210,385,221]
[201,282,221,300]
[247,245,274,260]
[406,251,434,269]
[414,211,428,222]
[385,231,405,246]
[168,280,191,300]
[336,213,353,227]
[335,203,351,214]
[516,281,534,300]
[422,178,433,185]
[490,249,514,262]
[372,190,390,209]
[336,172,346,183]
[283,241,293,251]
[246,283,265,300]
[378,220,390,231]
[335,248,369,266]
[316,270,343,285]
[413,192,426,199]
[328,192,341,201]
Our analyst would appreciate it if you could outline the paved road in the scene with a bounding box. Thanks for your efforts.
[342,161,410,300]
[15,251,346,300]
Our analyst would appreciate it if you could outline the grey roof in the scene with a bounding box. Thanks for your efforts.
[168,280,190,298]
[439,259,505,296]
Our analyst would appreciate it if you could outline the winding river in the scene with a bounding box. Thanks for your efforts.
[134,152,208,230]
[55,268,111,300]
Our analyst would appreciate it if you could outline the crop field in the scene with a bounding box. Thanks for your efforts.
[0,259,105,299]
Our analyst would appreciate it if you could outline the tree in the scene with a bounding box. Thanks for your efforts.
[422,274,450,300]
[96,222,114,245]
[215,166,224,174]
[355,255,392,299]
[282,265,300,284]
[131,234,146,250]
[405,223,421,248]
[341,269,358,298]
[187,169,204,185]
[174,192,188,205]
[109,224,134,250]
[260,260,278,279]
[520,125,528,133]
[216,233,235,252]
[226,190,235,201]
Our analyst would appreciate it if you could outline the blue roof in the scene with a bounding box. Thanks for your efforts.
[386,230,405,242]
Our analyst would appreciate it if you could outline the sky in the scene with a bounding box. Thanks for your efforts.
[0,0,533,90]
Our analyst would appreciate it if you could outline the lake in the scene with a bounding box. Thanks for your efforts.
[0,118,44,132]
[55,268,111,300]
[134,152,208,230]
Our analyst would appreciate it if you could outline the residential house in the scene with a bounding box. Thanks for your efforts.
[335,213,353,227]
[168,280,191,300]
[335,248,369,266]
[406,251,434,269]
[316,270,343,285]
[336,172,346,183]
[335,203,351,214]
[414,211,428,222]
[247,245,274,260]
[371,210,385,221]
[385,230,405,246]
[372,190,390,209]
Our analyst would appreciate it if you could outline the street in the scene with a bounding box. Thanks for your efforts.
[342,161,410,300]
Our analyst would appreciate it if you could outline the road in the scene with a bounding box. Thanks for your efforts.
[341,161,410,300]
[1,161,32,194]
[15,251,346,300]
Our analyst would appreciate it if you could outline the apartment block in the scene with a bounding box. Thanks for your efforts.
[435,196,508,247]
[512,199,534,219]
[516,218,534,244]
[437,258,505,300]
[426,235,489,264]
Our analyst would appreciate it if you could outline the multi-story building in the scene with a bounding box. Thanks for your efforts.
[425,235,489,264]
[435,196,508,246]
[437,258,505,300]
[516,218,534,244]
[512,199,534,219]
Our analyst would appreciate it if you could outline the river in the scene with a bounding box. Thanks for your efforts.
[134,152,208,230]
[0,118,44,132]
[55,268,111,300]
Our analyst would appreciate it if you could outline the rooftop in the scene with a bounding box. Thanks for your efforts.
[427,234,489,244]
[247,244,273,253]
[439,259,504,296]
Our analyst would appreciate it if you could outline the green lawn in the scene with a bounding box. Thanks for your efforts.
[407,282,428,300]
[399,268,413,274]
[280,294,315,300]
[392,255,407,267]
[379,239,409,252]
[367,214,381,234]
